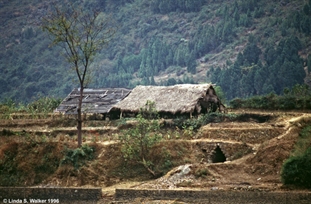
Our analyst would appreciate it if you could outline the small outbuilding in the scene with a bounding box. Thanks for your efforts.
[54,88,131,117]
[112,84,225,118]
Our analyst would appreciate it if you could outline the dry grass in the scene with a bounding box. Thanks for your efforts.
[0,110,310,199]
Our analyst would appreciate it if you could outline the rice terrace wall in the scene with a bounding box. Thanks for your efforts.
[0,187,101,204]
[115,189,311,204]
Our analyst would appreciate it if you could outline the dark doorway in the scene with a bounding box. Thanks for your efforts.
[211,145,226,163]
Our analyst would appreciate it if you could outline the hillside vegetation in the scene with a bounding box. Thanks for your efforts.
[1,0,311,103]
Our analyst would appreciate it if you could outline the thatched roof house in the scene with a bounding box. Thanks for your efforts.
[55,88,131,114]
[112,84,225,117]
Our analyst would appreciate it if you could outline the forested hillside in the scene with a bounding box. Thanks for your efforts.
[1,0,311,103]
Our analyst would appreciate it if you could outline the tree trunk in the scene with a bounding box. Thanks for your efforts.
[77,86,84,147]
[141,158,156,177]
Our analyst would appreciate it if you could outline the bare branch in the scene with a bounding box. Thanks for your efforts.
[41,3,116,147]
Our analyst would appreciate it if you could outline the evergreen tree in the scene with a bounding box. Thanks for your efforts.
[167,78,177,86]
[264,45,277,66]
[243,43,262,65]
[210,67,221,83]
[186,53,197,74]
[254,66,267,95]
[308,55,311,72]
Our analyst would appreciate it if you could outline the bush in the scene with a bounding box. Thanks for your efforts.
[281,147,311,188]
[119,102,162,176]
[281,126,311,188]
[61,144,95,169]
[292,126,311,156]
[27,97,62,113]
[119,113,161,175]
[229,98,243,109]
[173,112,227,131]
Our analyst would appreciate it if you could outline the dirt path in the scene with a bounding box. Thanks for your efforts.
[119,111,310,193]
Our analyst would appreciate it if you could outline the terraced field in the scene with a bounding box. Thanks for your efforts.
[0,110,310,203]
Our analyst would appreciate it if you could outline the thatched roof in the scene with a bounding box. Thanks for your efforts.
[55,88,131,114]
[112,84,215,114]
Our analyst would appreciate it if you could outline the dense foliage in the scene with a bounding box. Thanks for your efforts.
[208,0,311,100]
[1,0,311,103]
[229,84,311,110]
[61,144,96,170]
[281,148,311,188]
[281,126,311,189]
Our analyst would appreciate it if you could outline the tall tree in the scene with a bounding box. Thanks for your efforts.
[42,4,115,147]
[187,52,197,74]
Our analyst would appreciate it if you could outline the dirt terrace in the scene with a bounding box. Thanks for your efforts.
[0,110,311,203]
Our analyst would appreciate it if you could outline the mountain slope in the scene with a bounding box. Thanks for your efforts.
[0,0,310,103]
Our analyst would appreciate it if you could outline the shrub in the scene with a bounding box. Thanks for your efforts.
[173,112,226,131]
[281,126,311,188]
[194,167,210,178]
[292,126,311,156]
[27,97,62,113]
[119,101,162,176]
[229,98,243,109]
[139,100,158,119]
[61,144,95,169]
[281,147,311,188]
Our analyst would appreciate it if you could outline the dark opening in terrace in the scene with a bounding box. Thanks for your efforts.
[211,145,226,163]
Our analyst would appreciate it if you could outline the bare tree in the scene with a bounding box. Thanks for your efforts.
[42,4,115,147]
